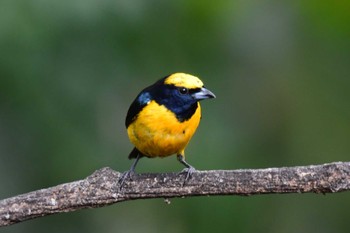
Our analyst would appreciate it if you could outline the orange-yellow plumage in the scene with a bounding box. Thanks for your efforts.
[127,100,201,158]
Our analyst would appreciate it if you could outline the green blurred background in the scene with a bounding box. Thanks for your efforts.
[1,0,350,232]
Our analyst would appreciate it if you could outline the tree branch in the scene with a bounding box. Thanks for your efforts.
[1,161,350,227]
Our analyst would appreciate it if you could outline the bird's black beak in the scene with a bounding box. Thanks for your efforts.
[192,87,216,100]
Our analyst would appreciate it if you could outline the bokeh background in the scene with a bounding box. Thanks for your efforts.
[1,1,350,232]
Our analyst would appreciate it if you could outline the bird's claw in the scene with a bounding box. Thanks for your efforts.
[179,166,196,186]
[118,170,135,189]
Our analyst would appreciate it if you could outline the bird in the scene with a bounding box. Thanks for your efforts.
[120,72,216,186]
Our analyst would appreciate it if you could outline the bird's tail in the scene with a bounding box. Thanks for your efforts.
[128,147,143,159]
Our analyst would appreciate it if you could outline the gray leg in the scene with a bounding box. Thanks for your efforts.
[118,153,142,189]
[177,154,196,185]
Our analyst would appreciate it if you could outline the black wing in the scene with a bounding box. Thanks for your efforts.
[125,89,153,128]
[125,98,145,128]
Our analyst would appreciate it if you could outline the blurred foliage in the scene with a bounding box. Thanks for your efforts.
[1,0,350,233]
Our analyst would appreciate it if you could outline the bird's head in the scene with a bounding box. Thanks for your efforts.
[160,72,216,102]
[149,73,216,121]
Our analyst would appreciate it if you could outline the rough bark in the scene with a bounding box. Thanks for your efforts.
[1,161,350,227]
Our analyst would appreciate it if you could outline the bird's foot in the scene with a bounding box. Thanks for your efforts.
[179,166,196,186]
[118,170,135,190]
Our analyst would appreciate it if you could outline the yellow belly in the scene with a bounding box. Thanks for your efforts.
[127,100,201,158]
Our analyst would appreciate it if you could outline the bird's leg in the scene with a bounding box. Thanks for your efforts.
[177,154,196,185]
[118,153,142,189]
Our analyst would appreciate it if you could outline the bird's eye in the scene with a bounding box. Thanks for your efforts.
[178,87,189,95]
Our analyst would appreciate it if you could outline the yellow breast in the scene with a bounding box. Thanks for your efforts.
[127,100,201,158]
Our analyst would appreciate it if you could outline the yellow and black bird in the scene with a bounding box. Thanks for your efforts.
[121,73,215,184]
